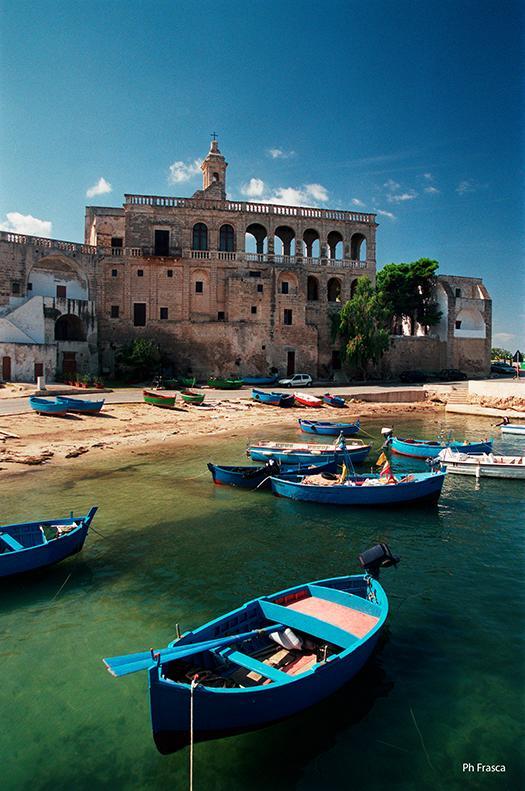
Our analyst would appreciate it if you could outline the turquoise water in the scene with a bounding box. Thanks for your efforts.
[1,415,523,790]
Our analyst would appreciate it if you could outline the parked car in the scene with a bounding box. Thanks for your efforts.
[438,369,468,381]
[490,362,516,376]
[278,373,313,387]
[399,370,428,383]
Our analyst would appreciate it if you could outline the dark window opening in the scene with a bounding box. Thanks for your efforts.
[284,309,293,325]
[331,350,341,370]
[56,285,67,298]
[160,307,168,320]
[281,281,289,294]
[11,281,20,295]
[35,363,44,380]
[213,172,219,182]
[110,305,119,318]
[249,271,261,278]
[257,284,263,293]
[154,229,170,256]
[195,281,203,294]
[219,224,235,252]
[133,303,146,327]
[455,320,462,329]
[137,269,144,277]
[455,288,461,298]
[217,311,225,321]
[167,269,173,278]
[307,276,319,301]
[192,223,208,251]
[111,237,123,248]
[287,350,295,376]
[111,269,118,277]
[27,282,32,291]
[251,306,257,315]
[54,314,86,341]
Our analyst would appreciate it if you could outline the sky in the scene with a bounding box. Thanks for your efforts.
[0,0,523,349]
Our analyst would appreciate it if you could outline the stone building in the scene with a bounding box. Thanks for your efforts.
[0,138,492,383]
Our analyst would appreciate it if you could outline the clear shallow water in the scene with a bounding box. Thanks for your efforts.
[1,414,523,791]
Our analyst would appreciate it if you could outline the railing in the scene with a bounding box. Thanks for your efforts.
[191,250,211,259]
[216,251,237,261]
[0,231,97,255]
[125,194,375,223]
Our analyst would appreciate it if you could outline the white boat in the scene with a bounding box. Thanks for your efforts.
[437,448,525,479]
[500,424,525,436]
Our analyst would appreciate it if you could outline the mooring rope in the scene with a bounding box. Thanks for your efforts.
[189,675,199,791]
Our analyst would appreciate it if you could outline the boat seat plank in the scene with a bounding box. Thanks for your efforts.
[260,599,358,649]
[221,649,288,683]
[0,532,24,551]
[308,584,382,617]
[287,595,379,639]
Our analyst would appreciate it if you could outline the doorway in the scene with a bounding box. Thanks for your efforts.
[62,351,77,376]
[2,356,11,381]
[287,350,295,376]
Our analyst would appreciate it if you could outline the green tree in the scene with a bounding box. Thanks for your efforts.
[116,338,162,382]
[491,347,512,361]
[376,258,441,335]
[336,278,390,379]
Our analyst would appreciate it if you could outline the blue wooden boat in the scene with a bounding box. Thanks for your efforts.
[242,375,279,385]
[270,471,446,506]
[248,439,371,466]
[207,459,339,490]
[323,393,347,408]
[103,546,399,753]
[0,506,97,578]
[386,435,492,459]
[251,389,284,406]
[56,396,105,414]
[28,396,68,416]
[299,418,360,436]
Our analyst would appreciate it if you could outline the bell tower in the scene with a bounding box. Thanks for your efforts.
[200,135,228,199]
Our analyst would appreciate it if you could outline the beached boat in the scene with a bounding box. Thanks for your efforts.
[437,448,525,479]
[248,438,371,465]
[207,459,339,490]
[28,396,68,417]
[103,545,398,753]
[299,418,360,437]
[143,390,176,408]
[180,389,205,405]
[56,396,105,414]
[323,393,346,408]
[271,470,446,506]
[294,392,323,408]
[242,375,279,385]
[500,424,525,436]
[251,389,284,406]
[0,506,97,578]
[207,377,244,389]
[386,435,492,459]
[279,394,295,408]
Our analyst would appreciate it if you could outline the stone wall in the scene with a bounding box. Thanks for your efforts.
[0,342,56,382]
[381,336,448,377]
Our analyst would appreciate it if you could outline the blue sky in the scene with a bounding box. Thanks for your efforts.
[1,0,523,349]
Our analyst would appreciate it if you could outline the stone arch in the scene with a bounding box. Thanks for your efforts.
[54,314,86,341]
[350,278,360,297]
[28,255,89,300]
[327,277,342,302]
[327,231,344,260]
[245,223,268,254]
[219,224,235,252]
[303,228,320,258]
[274,225,296,256]
[307,275,319,301]
[192,223,208,251]
[278,271,298,294]
[350,233,367,261]
[455,307,485,336]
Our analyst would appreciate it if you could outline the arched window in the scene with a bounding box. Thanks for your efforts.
[303,228,320,258]
[245,223,268,254]
[327,278,342,302]
[274,226,295,257]
[307,276,319,301]
[350,278,359,297]
[219,224,235,252]
[192,223,208,251]
[350,233,367,261]
[327,231,344,260]
[54,314,86,341]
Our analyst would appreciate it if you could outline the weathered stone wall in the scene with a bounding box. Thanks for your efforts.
[381,336,448,377]
[0,342,56,382]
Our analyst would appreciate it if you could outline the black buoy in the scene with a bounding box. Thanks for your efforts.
[358,543,400,579]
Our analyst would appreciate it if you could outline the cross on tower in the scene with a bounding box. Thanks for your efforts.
[210,131,218,141]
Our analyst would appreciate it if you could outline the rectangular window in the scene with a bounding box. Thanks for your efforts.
[455,320,462,329]
[455,288,461,298]
[331,350,341,370]
[154,229,170,256]
[251,305,257,315]
[111,237,123,248]
[133,303,146,327]
[257,284,263,293]
[27,282,32,291]
[111,269,118,277]
[11,281,20,295]
[167,269,173,278]
[217,311,225,321]
[249,270,261,278]
[284,309,293,325]
[281,281,289,294]
[137,269,144,277]
[110,305,120,318]
[160,307,168,320]
[56,285,67,298]
[195,281,203,293]
[287,350,295,376]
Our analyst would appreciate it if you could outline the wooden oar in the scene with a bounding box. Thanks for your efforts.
[103,624,283,678]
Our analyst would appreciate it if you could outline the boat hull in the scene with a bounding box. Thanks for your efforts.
[242,375,279,385]
[208,460,339,489]
[143,390,176,408]
[323,394,347,408]
[501,425,525,436]
[56,396,105,414]
[438,451,525,478]
[28,397,67,416]
[389,436,492,459]
[180,390,205,405]
[249,446,371,465]
[299,419,360,436]
[251,389,283,406]
[294,392,323,407]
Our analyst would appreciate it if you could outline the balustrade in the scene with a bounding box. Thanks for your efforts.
[0,230,97,255]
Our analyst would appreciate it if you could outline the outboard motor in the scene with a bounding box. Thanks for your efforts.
[358,543,400,579]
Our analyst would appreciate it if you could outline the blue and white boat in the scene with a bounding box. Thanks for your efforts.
[248,438,371,465]
[242,375,279,386]
[0,507,97,578]
[56,396,105,414]
[386,435,492,459]
[103,545,398,753]
[271,471,446,506]
[323,393,347,408]
[299,418,360,436]
[251,389,285,406]
[28,396,68,416]
[500,424,525,437]
[207,459,339,489]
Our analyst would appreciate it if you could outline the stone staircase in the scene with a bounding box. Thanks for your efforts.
[445,382,469,404]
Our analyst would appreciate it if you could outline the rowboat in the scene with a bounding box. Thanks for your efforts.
[299,418,360,437]
[242,375,279,385]
[252,389,284,406]
[279,394,295,408]
[180,389,205,405]
[386,435,492,459]
[294,392,323,408]
[500,424,525,436]
[0,506,97,578]
[248,438,371,465]
[207,377,244,389]
[323,393,346,408]
[56,396,105,414]
[143,390,176,408]
[437,448,525,479]
[271,471,446,506]
[28,396,68,416]
[207,459,339,490]
[103,545,398,754]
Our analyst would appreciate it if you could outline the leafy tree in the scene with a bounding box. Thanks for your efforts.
[491,347,512,361]
[335,278,390,379]
[116,338,162,382]
[376,258,441,335]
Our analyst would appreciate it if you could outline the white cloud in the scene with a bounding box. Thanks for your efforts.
[456,179,476,195]
[304,183,328,202]
[423,172,433,180]
[383,179,401,191]
[0,211,52,237]
[424,185,440,194]
[376,209,396,220]
[494,332,516,344]
[387,190,418,204]
[267,148,295,159]
[168,159,202,184]
[352,198,365,207]
[86,177,112,198]
[241,178,266,198]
